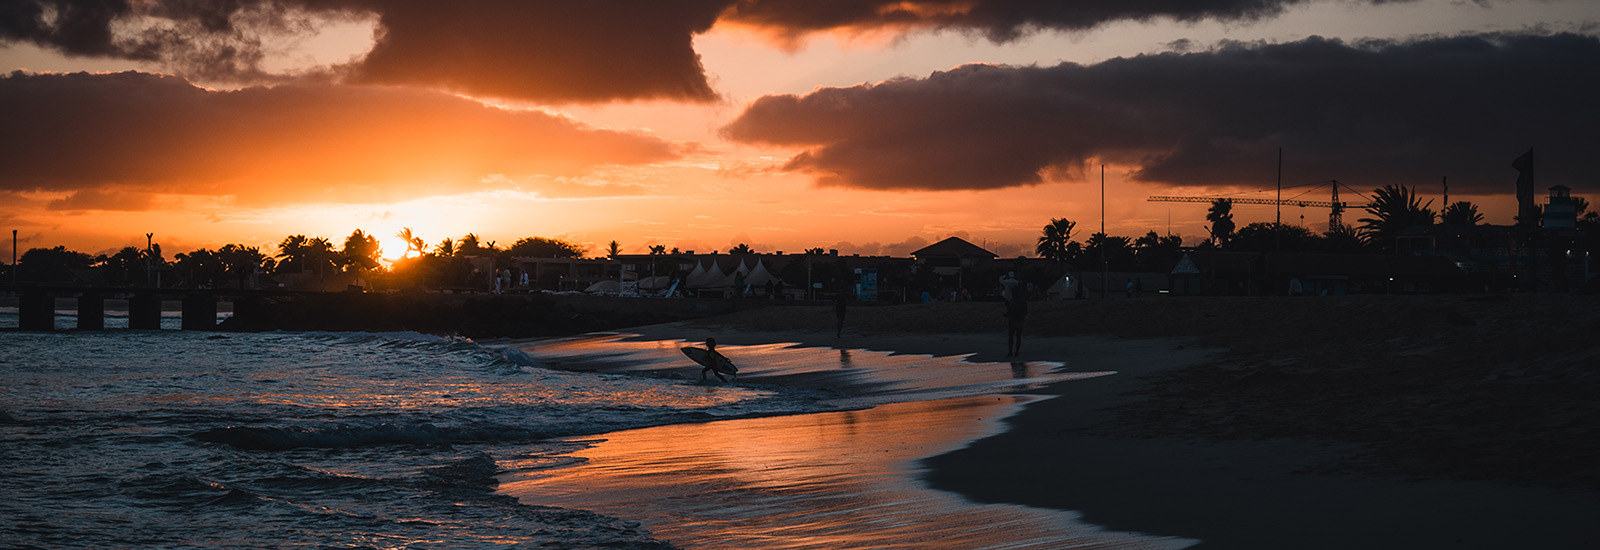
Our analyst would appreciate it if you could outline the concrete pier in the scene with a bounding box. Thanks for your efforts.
[181,294,216,331]
[19,291,53,331]
[77,293,104,330]
[130,293,162,330]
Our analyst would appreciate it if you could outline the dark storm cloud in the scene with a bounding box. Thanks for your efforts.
[345,0,727,103]
[0,0,320,82]
[721,32,1600,195]
[719,0,1412,41]
[0,70,679,208]
[0,0,727,102]
[2,0,1422,103]
[47,189,156,211]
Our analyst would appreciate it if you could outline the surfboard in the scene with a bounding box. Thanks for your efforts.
[681,346,738,375]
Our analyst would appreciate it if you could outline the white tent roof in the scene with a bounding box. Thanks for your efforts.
[637,275,673,290]
[743,259,782,287]
[584,280,622,293]
[685,259,726,288]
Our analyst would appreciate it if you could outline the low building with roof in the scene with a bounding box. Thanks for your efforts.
[910,237,998,276]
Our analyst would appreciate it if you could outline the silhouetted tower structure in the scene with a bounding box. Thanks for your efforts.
[1545,185,1576,230]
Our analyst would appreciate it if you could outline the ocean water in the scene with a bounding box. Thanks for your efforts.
[0,324,828,549]
[1,308,1188,549]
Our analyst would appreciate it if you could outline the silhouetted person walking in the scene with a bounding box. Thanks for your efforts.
[702,337,730,382]
[1005,290,1027,357]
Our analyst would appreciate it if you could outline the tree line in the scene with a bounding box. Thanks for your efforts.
[1035,183,1599,271]
[2,227,590,290]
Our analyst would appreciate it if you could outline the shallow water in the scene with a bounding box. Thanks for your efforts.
[3,313,1190,549]
[500,395,1195,549]
[1,328,812,548]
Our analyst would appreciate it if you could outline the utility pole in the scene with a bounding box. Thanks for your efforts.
[11,229,16,285]
[1101,164,1107,299]
[1442,176,1449,207]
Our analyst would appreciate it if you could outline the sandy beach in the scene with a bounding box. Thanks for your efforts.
[604,294,1600,548]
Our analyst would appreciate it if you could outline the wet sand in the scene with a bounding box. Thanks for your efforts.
[608,295,1600,549]
[499,395,1194,549]
[500,332,1199,548]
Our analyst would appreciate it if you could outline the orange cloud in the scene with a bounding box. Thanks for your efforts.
[0,71,680,209]
[4,0,1426,103]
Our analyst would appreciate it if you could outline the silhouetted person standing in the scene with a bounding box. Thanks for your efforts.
[1005,290,1027,357]
[834,291,849,338]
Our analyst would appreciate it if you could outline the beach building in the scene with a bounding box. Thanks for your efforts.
[1386,185,1593,291]
[510,256,614,292]
[910,237,998,276]
[1169,251,1469,296]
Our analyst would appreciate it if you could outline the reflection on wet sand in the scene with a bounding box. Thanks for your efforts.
[500,395,1194,549]
[516,333,1107,407]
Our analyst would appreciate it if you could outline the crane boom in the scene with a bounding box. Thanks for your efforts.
[1147,195,1343,208]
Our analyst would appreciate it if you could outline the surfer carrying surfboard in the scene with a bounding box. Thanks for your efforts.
[682,337,738,382]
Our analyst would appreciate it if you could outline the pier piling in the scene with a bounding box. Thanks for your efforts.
[130,293,162,330]
[77,293,104,330]
[181,294,217,331]
[19,291,54,331]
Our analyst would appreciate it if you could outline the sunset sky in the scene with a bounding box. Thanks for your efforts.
[3,0,1598,262]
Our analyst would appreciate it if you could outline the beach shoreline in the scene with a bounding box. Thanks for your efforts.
[628,294,1600,548]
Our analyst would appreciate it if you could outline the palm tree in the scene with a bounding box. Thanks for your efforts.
[1440,201,1484,227]
[1035,218,1076,263]
[217,244,269,288]
[395,228,425,259]
[302,237,338,277]
[607,240,622,259]
[277,235,310,272]
[342,230,382,272]
[458,233,483,256]
[1205,199,1236,247]
[1358,184,1435,246]
[435,238,456,257]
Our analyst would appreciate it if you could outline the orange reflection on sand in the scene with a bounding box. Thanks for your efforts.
[500,395,1192,549]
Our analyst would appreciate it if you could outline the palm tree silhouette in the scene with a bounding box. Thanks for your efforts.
[395,228,425,259]
[1206,199,1235,246]
[1035,218,1076,263]
[1359,185,1435,246]
[1440,201,1484,227]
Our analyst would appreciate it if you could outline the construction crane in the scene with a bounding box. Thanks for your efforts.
[1148,180,1363,229]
